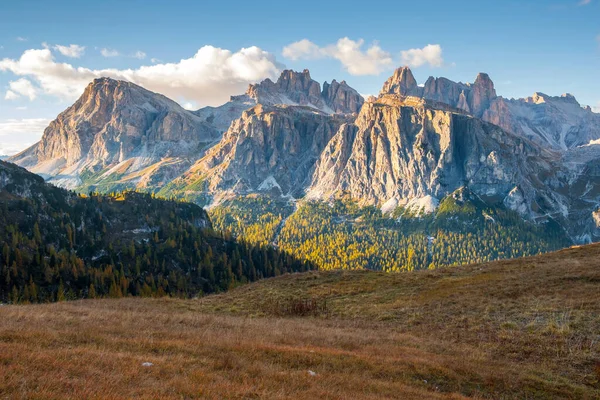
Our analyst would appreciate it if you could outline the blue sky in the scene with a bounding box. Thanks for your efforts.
[0,0,598,154]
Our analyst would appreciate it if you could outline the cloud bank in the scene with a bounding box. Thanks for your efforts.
[0,45,284,106]
[5,78,38,100]
[283,38,393,75]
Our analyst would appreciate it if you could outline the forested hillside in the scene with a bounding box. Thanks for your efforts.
[0,161,312,303]
[210,188,571,271]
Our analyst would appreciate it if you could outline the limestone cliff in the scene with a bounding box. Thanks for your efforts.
[308,96,556,211]
[181,104,349,197]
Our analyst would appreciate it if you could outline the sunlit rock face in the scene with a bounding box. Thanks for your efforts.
[10,78,219,189]
[186,104,349,196]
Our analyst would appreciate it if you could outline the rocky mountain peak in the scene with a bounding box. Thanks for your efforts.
[74,77,187,118]
[473,72,494,88]
[529,92,548,104]
[195,70,363,134]
[468,73,497,117]
[238,69,364,114]
[10,76,219,186]
[274,69,320,96]
[380,66,419,96]
[322,79,364,114]
[190,103,348,196]
[244,69,323,109]
[527,92,580,106]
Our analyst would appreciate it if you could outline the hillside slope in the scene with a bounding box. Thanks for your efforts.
[1,244,599,399]
[0,160,312,302]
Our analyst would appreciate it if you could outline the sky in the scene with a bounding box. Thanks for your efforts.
[0,0,599,155]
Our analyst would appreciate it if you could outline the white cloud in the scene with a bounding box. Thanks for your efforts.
[282,37,393,76]
[326,38,393,75]
[150,58,161,64]
[0,118,50,155]
[0,45,284,106]
[182,102,197,110]
[401,44,445,68]
[5,78,38,100]
[132,51,146,60]
[4,90,18,100]
[16,37,27,42]
[593,101,600,113]
[579,0,591,5]
[282,39,323,61]
[100,48,119,57]
[54,44,85,58]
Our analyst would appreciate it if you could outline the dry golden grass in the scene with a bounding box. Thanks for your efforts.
[2,244,600,399]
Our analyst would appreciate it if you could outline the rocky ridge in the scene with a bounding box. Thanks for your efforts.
[194,69,363,133]
[307,94,560,218]
[380,67,600,150]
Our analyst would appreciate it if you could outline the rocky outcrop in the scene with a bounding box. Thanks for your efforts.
[308,96,561,222]
[186,104,349,197]
[468,73,497,117]
[383,68,496,118]
[247,69,325,109]
[551,144,600,242]
[483,93,600,150]
[422,76,467,109]
[380,66,420,97]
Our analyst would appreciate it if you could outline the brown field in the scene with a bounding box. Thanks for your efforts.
[1,244,600,399]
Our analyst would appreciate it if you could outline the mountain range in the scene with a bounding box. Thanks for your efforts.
[8,66,600,253]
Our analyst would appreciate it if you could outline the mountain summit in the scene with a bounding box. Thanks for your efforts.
[10,78,219,188]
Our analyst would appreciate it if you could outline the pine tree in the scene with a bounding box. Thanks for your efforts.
[11,285,19,304]
[89,283,97,299]
[57,281,66,302]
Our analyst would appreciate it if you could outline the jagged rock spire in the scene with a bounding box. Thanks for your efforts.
[379,66,419,96]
